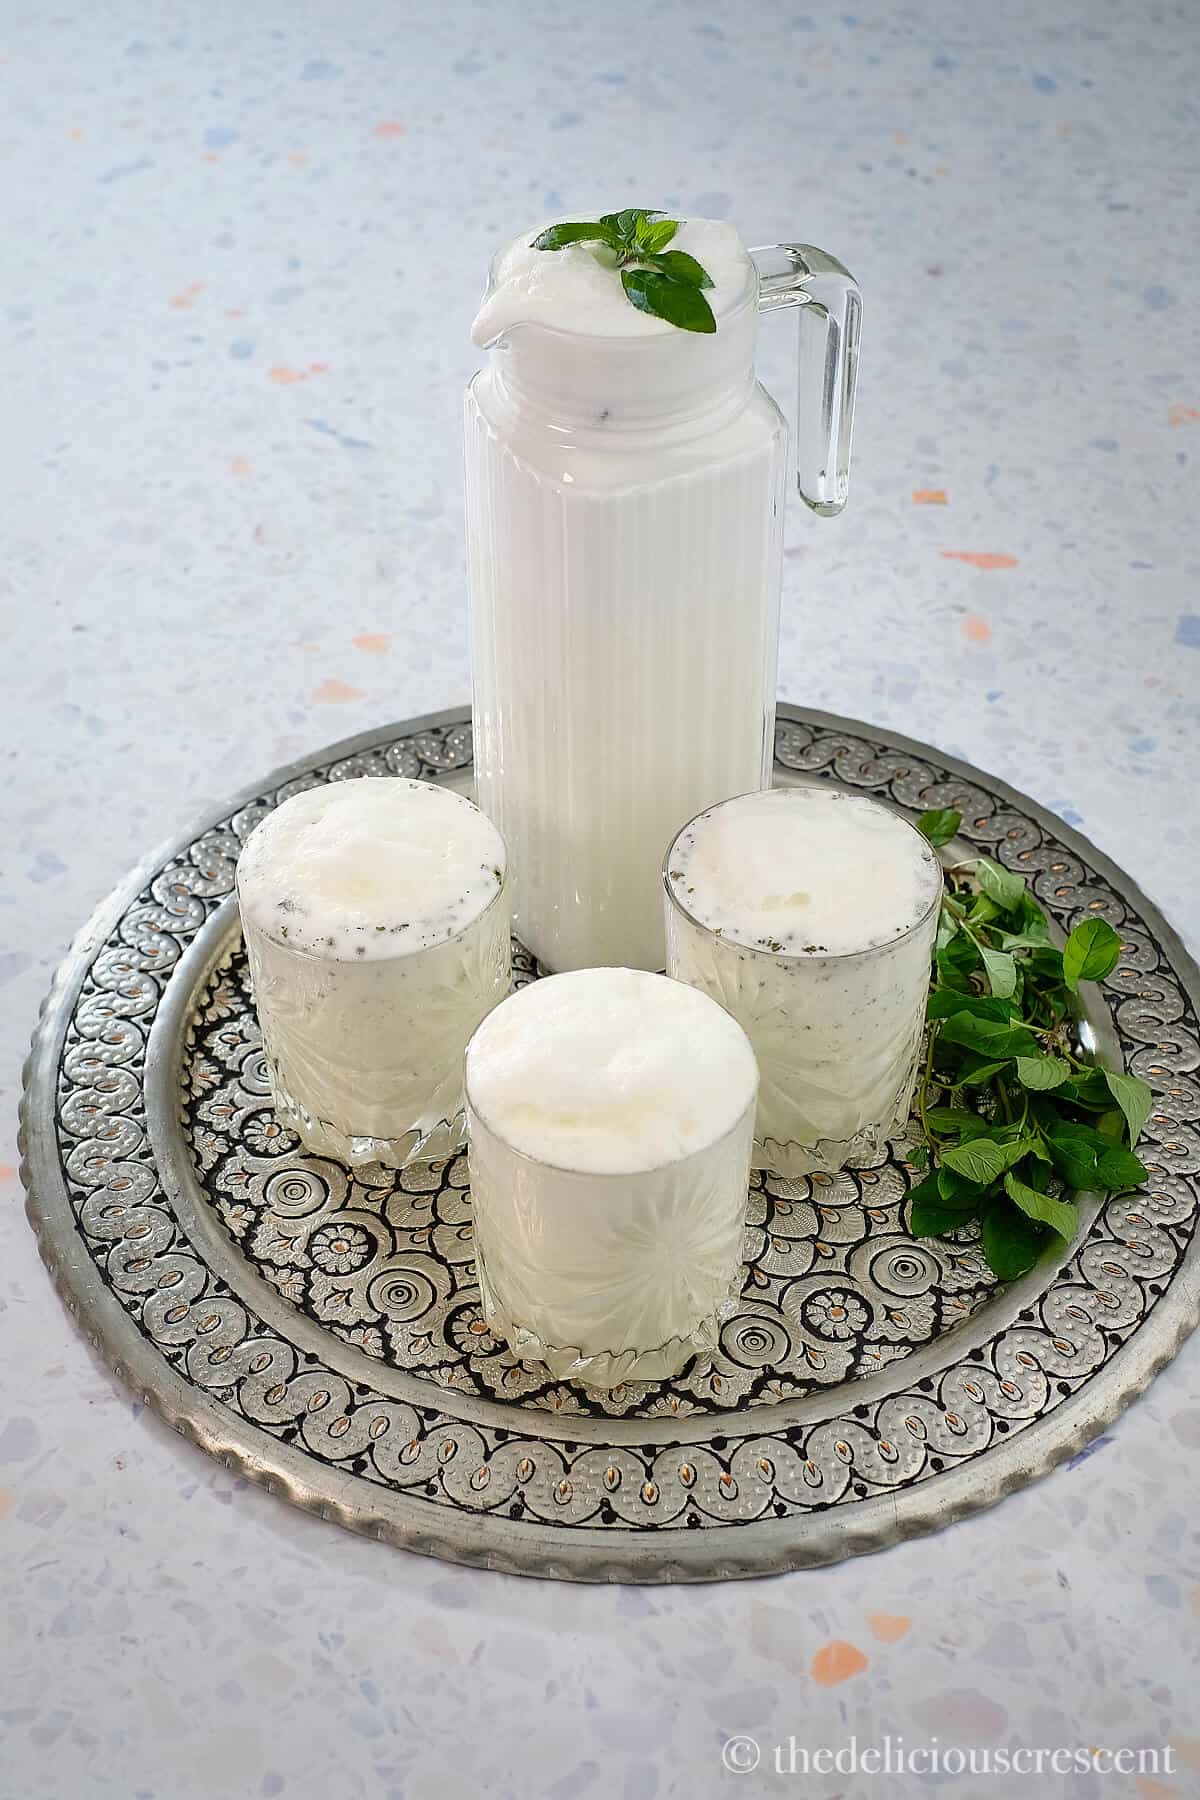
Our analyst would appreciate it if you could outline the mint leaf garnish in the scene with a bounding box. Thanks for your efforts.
[636,217,678,253]
[530,210,718,334]
[981,1203,1048,1280]
[916,807,961,847]
[977,943,1017,998]
[1013,1053,1071,1090]
[1062,916,1121,990]
[910,806,1153,1282]
[621,267,716,333]
[941,1136,1034,1186]
[975,857,1026,913]
[646,249,714,289]
[530,221,621,252]
[1004,1171,1076,1240]
[1102,1067,1153,1146]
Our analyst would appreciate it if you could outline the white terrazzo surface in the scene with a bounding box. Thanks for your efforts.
[3,2,1199,1795]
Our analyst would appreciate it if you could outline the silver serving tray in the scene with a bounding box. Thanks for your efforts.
[20,706,1200,1582]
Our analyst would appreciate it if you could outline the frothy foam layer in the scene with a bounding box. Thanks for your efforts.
[237,778,507,960]
[666,789,942,958]
[465,967,758,1175]
[471,217,754,346]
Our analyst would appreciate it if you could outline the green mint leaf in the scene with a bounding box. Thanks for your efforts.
[1095,1143,1150,1190]
[959,1058,1012,1088]
[942,1135,1034,1186]
[637,218,679,253]
[1004,1171,1077,1241]
[1059,1068,1114,1109]
[975,858,1026,913]
[978,943,1018,999]
[981,1201,1048,1280]
[909,1170,979,1234]
[646,248,713,288]
[1049,1118,1113,1150]
[613,207,659,243]
[969,894,1003,928]
[999,902,1051,950]
[1000,898,1051,950]
[621,268,716,333]
[924,1107,991,1139]
[1044,1121,1104,1192]
[1062,917,1121,991]
[911,1195,977,1237]
[906,1172,940,1207]
[599,209,661,226]
[1013,1053,1071,1091]
[1096,1107,1126,1144]
[935,935,981,989]
[907,1144,929,1170]
[937,1167,989,1206]
[934,908,960,954]
[1017,892,1051,935]
[917,807,961,848]
[999,930,1047,952]
[1101,1068,1152,1146]
[938,1012,1040,1060]
[531,221,620,252]
[927,991,1013,1024]
[964,892,1007,921]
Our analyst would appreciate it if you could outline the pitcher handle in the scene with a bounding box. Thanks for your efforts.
[751,243,861,517]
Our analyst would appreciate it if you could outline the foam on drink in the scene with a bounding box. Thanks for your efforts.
[666,787,942,957]
[237,777,506,959]
[465,966,758,1174]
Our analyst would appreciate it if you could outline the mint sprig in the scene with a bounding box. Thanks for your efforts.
[907,807,1153,1282]
[530,209,717,334]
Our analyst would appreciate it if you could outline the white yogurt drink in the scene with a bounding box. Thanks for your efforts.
[237,778,511,1169]
[466,218,787,973]
[464,967,758,1386]
[664,788,941,1175]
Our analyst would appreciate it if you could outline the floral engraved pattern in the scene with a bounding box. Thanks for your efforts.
[311,1223,375,1275]
[30,713,1199,1568]
[801,1290,870,1341]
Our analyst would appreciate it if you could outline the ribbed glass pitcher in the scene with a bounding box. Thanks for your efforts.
[464,219,860,972]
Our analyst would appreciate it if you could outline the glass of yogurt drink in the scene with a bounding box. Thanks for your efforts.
[236,777,511,1170]
[664,788,941,1176]
[464,967,758,1387]
[465,215,860,973]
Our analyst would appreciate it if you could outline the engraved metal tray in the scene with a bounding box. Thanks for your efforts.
[20,706,1200,1581]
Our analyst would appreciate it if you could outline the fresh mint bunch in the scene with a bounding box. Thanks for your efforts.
[530,209,717,334]
[908,807,1153,1280]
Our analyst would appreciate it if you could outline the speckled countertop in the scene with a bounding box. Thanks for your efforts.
[3,2,1199,1796]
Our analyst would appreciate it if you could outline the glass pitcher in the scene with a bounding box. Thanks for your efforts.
[464,224,861,973]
